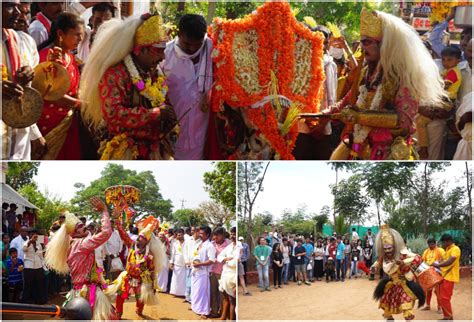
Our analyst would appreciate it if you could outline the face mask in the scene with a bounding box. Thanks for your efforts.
[329,46,344,60]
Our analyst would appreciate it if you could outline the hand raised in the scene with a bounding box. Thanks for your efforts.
[90,197,106,212]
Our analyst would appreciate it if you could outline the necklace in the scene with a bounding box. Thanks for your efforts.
[123,54,168,108]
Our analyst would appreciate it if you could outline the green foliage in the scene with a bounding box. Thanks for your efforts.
[203,162,236,213]
[171,208,205,228]
[406,234,429,256]
[291,1,393,43]
[334,214,349,236]
[17,183,69,232]
[259,211,273,226]
[70,164,173,220]
[331,174,370,226]
[6,162,40,190]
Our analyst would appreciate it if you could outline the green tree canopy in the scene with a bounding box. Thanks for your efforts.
[70,164,173,220]
[331,174,370,226]
[203,162,236,213]
[171,208,205,228]
[6,162,40,190]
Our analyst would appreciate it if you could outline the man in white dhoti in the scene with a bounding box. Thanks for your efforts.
[157,231,170,292]
[183,226,200,303]
[217,227,238,320]
[163,14,213,160]
[454,39,472,160]
[191,226,216,318]
[170,228,187,297]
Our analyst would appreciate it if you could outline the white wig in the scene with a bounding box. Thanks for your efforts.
[80,15,144,130]
[377,11,447,106]
[374,227,406,261]
[45,224,71,274]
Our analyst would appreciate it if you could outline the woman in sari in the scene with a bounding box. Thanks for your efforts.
[37,13,84,160]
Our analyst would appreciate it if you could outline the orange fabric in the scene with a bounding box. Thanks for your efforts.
[439,279,454,318]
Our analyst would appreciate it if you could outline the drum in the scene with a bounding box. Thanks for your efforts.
[415,262,443,292]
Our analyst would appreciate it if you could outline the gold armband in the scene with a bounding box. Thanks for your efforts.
[354,110,399,129]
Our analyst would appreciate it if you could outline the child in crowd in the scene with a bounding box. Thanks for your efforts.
[6,248,24,302]
[325,257,335,282]
[415,45,463,159]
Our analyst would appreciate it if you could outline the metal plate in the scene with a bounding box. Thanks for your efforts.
[31,61,70,101]
[2,87,44,128]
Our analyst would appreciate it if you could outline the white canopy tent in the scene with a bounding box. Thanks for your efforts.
[1,183,38,213]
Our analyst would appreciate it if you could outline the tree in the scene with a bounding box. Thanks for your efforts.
[196,201,234,228]
[6,162,40,190]
[328,162,359,226]
[259,211,273,226]
[313,205,330,233]
[171,208,205,228]
[18,183,69,232]
[331,174,369,227]
[334,215,350,236]
[357,162,416,226]
[70,164,173,220]
[203,162,236,213]
[465,162,472,230]
[238,161,270,252]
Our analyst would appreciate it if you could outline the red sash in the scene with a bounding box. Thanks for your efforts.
[36,12,51,34]
[2,28,21,81]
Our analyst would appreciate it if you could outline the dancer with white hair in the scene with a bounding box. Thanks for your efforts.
[327,8,447,160]
[80,13,178,160]
[44,197,115,320]
[371,225,425,321]
[106,217,167,319]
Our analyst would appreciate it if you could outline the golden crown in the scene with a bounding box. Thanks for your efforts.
[134,14,169,48]
[380,224,394,246]
[139,223,154,241]
[360,8,383,40]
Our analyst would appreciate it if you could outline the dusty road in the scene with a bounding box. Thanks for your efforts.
[238,277,472,320]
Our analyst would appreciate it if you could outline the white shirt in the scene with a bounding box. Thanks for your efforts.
[352,231,359,240]
[10,235,28,260]
[23,240,44,269]
[183,236,200,265]
[105,229,123,257]
[2,30,42,160]
[218,242,239,276]
[322,54,338,135]
[77,27,92,63]
[163,38,213,160]
[193,239,216,276]
[29,2,86,46]
[95,243,106,268]
[170,239,186,267]
[28,17,50,47]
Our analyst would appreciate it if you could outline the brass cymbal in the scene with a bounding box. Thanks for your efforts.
[2,87,44,128]
[31,61,70,101]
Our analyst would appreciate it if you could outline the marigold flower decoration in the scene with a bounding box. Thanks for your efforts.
[209,2,325,160]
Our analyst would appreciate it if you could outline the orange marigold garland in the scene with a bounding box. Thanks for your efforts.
[209,2,325,160]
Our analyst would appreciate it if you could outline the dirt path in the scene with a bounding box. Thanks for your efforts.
[238,277,472,320]
[121,292,202,320]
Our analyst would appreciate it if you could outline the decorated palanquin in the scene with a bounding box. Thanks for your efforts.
[208,2,325,160]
